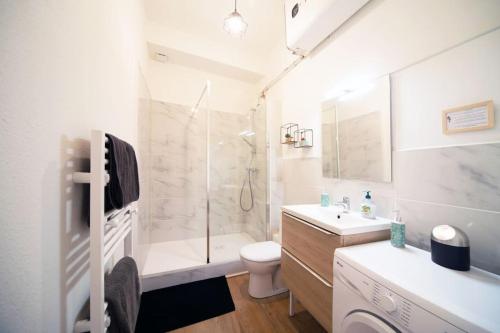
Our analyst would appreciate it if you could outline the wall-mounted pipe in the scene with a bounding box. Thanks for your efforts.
[191,80,211,115]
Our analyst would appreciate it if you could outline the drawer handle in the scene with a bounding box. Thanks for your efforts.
[283,249,333,288]
[284,213,332,235]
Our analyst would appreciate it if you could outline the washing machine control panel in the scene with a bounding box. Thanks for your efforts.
[334,258,465,333]
[372,280,413,328]
[377,294,397,313]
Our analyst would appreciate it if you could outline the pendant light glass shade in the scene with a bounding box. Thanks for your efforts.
[223,1,247,37]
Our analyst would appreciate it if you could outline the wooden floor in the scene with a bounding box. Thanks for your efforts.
[171,274,327,333]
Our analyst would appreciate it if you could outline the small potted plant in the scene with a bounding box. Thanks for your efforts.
[300,133,306,147]
[285,133,293,143]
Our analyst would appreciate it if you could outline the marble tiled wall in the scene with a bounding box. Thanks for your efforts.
[394,144,500,211]
[338,111,384,182]
[209,110,247,237]
[149,101,207,242]
[322,121,338,178]
[243,106,268,242]
[137,71,153,272]
[281,143,500,274]
[138,96,152,245]
[146,100,267,243]
[394,143,500,274]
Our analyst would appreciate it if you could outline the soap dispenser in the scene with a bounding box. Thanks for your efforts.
[360,191,376,219]
[320,190,330,207]
[391,210,405,248]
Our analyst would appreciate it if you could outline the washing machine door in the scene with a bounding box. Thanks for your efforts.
[341,310,401,333]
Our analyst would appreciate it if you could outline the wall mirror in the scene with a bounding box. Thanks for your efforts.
[321,75,391,182]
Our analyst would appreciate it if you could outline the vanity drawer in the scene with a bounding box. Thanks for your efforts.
[282,212,341,284]
[342,229,390,247]
[282,249,332,332]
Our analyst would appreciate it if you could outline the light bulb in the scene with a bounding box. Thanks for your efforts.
[223,11,247,37]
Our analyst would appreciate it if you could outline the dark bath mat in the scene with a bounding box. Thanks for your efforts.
[135,276,235,332]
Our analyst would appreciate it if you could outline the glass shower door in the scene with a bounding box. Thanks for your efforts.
[208,101,268,264]
[139,81,269,278]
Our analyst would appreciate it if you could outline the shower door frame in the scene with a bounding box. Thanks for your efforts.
[195,81,271,265]
[191,80,212,264]
[205,81,211,264]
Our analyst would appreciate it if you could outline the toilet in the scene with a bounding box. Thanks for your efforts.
[240,241,288,298]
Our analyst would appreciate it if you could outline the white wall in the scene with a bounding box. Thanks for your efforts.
[266,0,500,156]
[145,60,259,114]
[393,29,500,150]
[264,0,500,273]
[0,1,147,332]
[265,0,500,206]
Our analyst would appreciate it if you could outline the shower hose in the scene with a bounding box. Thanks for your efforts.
[240,157,254,212]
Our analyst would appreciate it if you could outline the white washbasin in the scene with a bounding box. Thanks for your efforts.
[281,204,391,235]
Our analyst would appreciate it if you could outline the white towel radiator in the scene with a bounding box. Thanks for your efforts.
[72,130,137,333]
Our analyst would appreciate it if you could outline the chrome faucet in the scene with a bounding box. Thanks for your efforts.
[342,196,350,211]
[333,196,350,213]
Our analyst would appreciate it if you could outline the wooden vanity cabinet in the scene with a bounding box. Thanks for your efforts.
[281,212,390,332]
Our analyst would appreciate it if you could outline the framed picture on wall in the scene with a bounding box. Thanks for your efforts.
[442,100,495,134]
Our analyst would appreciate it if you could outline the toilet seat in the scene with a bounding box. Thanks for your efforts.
[240,241,281,262]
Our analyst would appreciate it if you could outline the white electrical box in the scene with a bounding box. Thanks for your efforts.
[284,0,370,55]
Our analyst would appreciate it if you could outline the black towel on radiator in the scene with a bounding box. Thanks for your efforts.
[105,133,140,211]
[105,256,141,333]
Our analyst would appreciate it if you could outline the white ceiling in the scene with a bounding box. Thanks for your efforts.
[148,42,264,83]
[143,0,285,55]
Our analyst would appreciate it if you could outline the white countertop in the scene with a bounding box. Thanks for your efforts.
[335,241,500,333]
[281,204,391,235]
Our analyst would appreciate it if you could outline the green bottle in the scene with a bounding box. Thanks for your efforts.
[320,192,330,207]
[391,210,405,248]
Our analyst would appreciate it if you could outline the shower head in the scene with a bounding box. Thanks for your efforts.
[239,130,256,152]
[239,130,255,137]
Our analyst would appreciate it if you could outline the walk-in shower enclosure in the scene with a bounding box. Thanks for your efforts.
[138,81,268,287]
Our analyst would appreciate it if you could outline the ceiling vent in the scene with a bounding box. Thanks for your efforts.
[153,52,168,63]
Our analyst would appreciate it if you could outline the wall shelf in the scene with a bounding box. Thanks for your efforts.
[281,123,299,144]
[294,129,313,148]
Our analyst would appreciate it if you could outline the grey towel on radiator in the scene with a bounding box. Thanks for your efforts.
[105,133,140,212]
[105,256,140,333]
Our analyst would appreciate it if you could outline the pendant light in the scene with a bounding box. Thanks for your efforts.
[223,0,248,37]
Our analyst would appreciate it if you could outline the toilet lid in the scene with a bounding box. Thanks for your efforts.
[240,241,281,262]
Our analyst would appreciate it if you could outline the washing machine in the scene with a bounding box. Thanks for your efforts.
[333,241,500,333]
